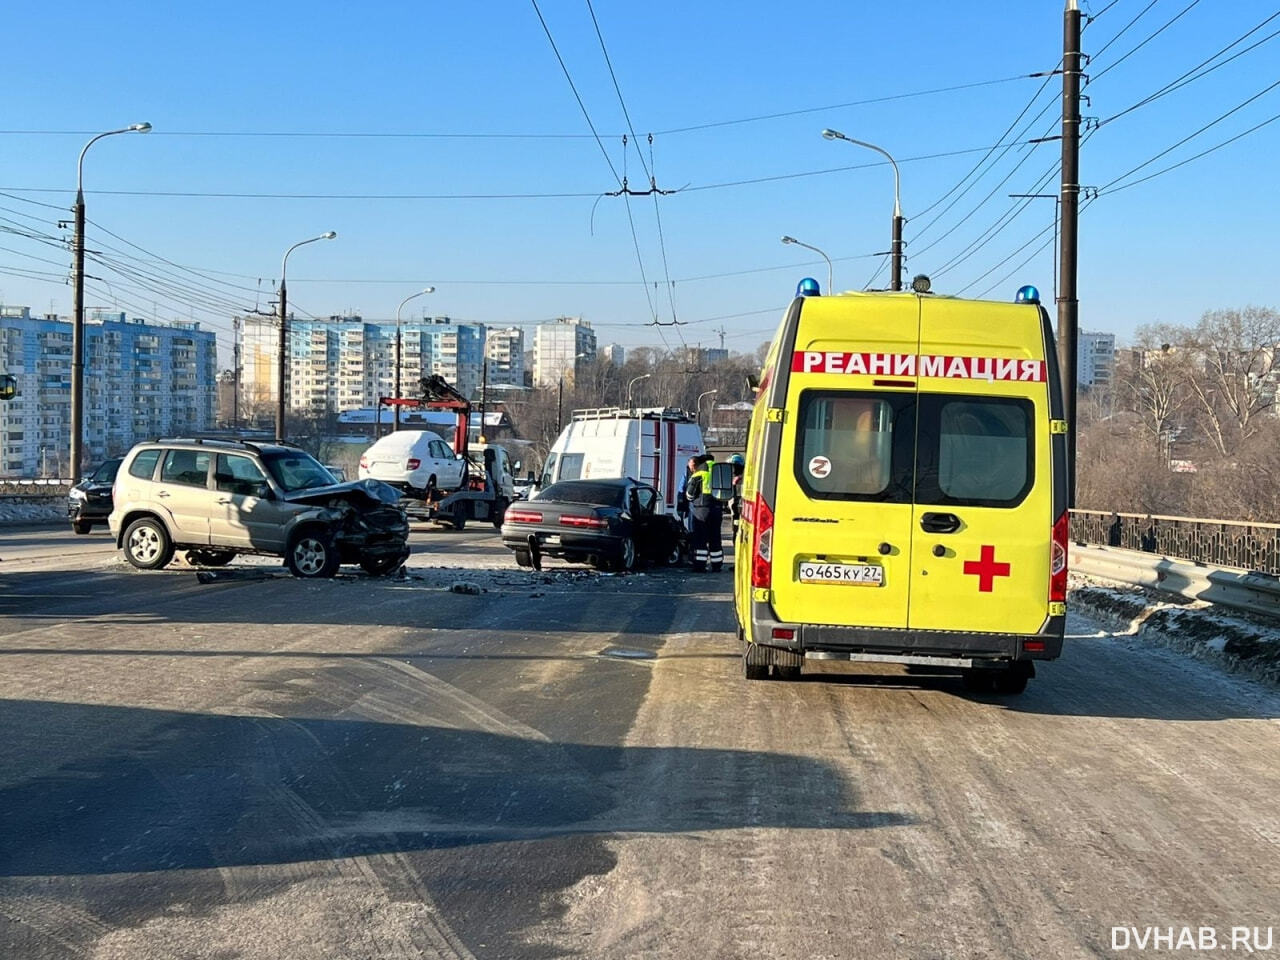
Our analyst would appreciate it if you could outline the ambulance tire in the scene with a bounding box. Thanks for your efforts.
[744,654,769,681]
[992,665,1031,696]
[961,670,997,694]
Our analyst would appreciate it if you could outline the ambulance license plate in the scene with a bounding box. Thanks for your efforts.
[798,562,883,585]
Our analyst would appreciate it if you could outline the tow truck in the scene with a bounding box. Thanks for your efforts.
[377,375,511,530]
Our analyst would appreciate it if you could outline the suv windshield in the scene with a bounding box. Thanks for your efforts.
[262,451,339,492]
[91,459,121,484]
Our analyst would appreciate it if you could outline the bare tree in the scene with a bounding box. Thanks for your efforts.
[1184,307,1280,455]
[1114,323,1193,446]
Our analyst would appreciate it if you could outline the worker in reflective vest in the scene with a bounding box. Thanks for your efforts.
[683,454,723,572]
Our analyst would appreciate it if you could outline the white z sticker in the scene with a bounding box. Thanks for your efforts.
[808,455,831,479]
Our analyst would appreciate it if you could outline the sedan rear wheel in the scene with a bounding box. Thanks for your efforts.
[514,547,533,568]
[618,535,636,571]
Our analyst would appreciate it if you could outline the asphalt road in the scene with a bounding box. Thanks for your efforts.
[1,522,1277,959]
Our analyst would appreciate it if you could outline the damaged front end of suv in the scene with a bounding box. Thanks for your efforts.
[283,478,411,576]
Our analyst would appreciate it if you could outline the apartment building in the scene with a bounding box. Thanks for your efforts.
[485,326,525,387]
[0,306,217,477]
[1078,330,1116,388]
[238,314,487,420]
[532,317,596,387]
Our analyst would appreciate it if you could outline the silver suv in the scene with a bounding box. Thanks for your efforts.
[109,439,410,577]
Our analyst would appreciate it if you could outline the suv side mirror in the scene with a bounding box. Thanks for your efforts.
[255,482,274,500]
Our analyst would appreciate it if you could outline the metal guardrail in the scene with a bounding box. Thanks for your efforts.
[0,478,72,496]
[1072,543,1280,620]
[1071,509,1280,577]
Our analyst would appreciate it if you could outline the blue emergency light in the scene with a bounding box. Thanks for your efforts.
[1015,284,1040,304]
[796,277,821,297]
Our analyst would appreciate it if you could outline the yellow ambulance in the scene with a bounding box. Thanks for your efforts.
[733,280,1068,695]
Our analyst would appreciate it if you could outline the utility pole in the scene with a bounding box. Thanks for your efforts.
[276,280,288,442]
[1058,0,1082,504]
[71,191,85,476]
[232,316,240,427]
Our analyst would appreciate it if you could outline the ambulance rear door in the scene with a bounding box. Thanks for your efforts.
[906,298,1052,635]
[769,295,920,630]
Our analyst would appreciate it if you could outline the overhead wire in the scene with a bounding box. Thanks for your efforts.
[1099,11,1280,126]
[585,0,685,344]
[1087,0,1204,86]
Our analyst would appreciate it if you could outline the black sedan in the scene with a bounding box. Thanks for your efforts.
[501,478,684,571]
[67,457,122,534]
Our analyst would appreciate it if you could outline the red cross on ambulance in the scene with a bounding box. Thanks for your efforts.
[963,545,1011,592]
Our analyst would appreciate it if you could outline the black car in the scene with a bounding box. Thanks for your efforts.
[500,478,684,571]
[67,457,122,534]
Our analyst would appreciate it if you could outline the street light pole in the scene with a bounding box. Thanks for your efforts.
[275,231,337,442]
[627,372,652,410]
[70,122,150,479]
[696,389,718,432]
[821,129,904,291]
[392,287,434,435]
[780,236,833,294]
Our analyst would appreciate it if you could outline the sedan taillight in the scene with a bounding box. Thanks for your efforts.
[359,456,369,469]
[560,514,608,529]
[505,509,543,524]
[406,458,421,470]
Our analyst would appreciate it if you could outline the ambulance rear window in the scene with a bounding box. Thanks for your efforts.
[917,396,1034,507]
[794,393,911,501]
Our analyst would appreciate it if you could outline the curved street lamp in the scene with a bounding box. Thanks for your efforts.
[627,372,652,409]
[696,388,719,433]
[70,122,151,479]
[276,232,337,441]
[392,287,435,434]
[781,236,833,294]
[822,128,904,291]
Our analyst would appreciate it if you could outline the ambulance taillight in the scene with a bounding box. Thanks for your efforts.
[751,494,774,589]
[1050,511,1069,603]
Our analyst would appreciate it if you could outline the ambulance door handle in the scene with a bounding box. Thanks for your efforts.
[920,512,961,534]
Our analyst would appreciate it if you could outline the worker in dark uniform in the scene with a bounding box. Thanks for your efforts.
[684,454,724,572]
[676,455,697,533]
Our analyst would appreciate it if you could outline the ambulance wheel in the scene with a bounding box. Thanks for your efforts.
[961,670,996,694]
[992,663,1032,696]
[744,653,769,681]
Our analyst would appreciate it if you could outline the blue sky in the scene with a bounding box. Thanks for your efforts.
[2,0,1277,365]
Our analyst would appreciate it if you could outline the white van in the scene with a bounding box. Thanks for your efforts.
[539,407,705,517]
[358,430,467,497]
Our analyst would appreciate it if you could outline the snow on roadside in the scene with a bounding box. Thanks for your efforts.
[0,497,65,524]
[1069,572,1280,685]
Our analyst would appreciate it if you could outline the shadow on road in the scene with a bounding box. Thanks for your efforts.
[0,697,909,878]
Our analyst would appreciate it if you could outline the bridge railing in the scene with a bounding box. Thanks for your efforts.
[1070,509,1280,576]
[0,478,73,497]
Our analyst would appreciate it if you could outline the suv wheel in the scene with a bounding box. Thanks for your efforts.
[72,519,93,535]
[359,552,405,576]
[286,528,340,578]
[122,517,175,570]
